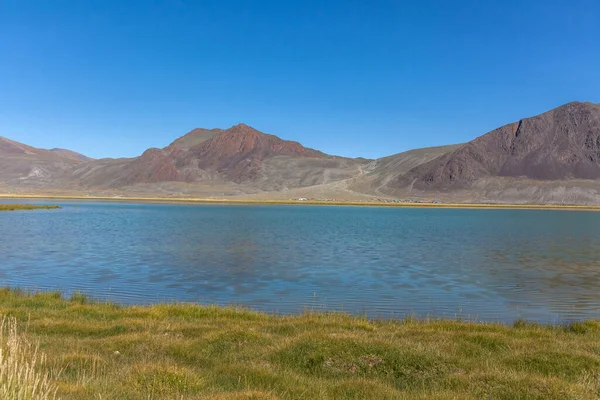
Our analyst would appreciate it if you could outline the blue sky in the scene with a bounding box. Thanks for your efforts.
[1,0,599,159]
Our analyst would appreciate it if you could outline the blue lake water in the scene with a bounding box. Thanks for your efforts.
[1,200,600,323]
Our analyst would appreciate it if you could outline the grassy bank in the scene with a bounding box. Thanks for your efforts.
[0,204,60,211]
[1,289,600,399]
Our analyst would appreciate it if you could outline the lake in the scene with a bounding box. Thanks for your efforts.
[1,200,600,323]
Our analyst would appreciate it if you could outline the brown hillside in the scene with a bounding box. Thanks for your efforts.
[71,123,364,189]
[394,102,600,190]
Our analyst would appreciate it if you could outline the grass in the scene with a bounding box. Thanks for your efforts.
[0,204,60,211]
[1,288,599,399]
[0,315,59,399]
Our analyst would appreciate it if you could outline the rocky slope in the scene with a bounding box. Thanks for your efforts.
[350,144,461,195]
[68,123,368,192]
[48,148,92,161]
[393,102,600,191]
[0,136,90,187]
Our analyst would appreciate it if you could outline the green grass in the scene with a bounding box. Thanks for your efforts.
[1,288,600,399]
[0,204,60,211]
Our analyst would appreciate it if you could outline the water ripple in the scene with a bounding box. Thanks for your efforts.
[1,201,600,323]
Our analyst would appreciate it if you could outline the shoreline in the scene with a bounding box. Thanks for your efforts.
[2,193,600,211]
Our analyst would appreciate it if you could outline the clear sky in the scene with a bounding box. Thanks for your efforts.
[1,0,599,159]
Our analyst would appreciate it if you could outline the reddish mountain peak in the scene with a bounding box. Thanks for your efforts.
[168,128,222,150]
[206,123,327,158]
[101,124,333,186]
[173,124,326,182]
[225,123,263,136]
[200,124,306,155]
[187,128,221,135]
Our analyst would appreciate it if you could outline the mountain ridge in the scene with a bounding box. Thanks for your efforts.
[390,101,600,192]
[65,122,368,191]
[2,101,600,204]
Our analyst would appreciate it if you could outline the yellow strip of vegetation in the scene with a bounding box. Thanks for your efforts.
[0,204,60,211]
[1,288,599,399]
[2,194,600,211]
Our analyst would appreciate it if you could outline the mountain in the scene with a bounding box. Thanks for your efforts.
[168,128,222,150]
[69,123,368,192]
[48,148,92,162]
[388,102,600,191]
[350,144,461,195]
[1,136,53,157]
[4,101,600,204]
[0,136,90,187]
[0,137,91,161]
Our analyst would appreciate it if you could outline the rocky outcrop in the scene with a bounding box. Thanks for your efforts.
[392,102,600,190]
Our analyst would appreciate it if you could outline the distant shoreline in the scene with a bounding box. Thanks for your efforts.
[2,193,600,211]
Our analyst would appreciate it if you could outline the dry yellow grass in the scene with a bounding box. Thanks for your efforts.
[1,289,600,399]
[0,316,59,400]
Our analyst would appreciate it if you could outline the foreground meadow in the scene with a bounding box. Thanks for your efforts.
[1,289,599,399]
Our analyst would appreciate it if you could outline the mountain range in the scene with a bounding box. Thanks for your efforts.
[2,101,600,204]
